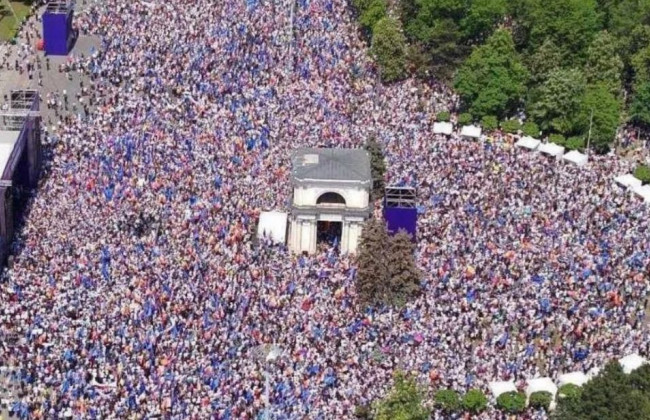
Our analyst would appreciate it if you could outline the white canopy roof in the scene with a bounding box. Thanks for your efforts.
[489,380,517,398]
[632,185,650,203]
[433,122,453,136]
[619,354,647,374]
[525,377,558,397]
[558,371,589,387]
[614,174,643,189]
[257,211,288,244]
[562,150,589,166]
[515,136,541,150]
[587,366,601,380]
[461,125,482,139]
[538,142,565,157]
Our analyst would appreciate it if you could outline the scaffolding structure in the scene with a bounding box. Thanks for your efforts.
[384,186,417,208]
[45,0,73,14]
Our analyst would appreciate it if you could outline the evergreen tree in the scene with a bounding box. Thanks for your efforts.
[386,230,422,306]
[454,29,529,118]
[356,219,390,306]
[371,18,408,83]
[365,136,386,199]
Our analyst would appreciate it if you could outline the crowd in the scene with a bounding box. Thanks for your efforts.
[0,0,648,418]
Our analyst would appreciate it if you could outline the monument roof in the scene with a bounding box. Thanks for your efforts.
[291,148,371,184]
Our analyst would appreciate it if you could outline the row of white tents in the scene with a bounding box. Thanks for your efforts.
[488,354,648,410]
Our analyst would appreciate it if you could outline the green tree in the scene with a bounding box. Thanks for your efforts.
[434,389,461,412]
[407,19,468,80]
[501,119,521,134]
[549,133,566,146]
[584,31,624,96]
[462,389,488,413]
[455,29,529,118]
[630,81,650,126]
[365,136,386,198]
[529,391,553,410]
[359,0,387,32]
[356,219,390,306]
[371,17,407,83]
[558,383,582,400]
[375,371,430,420]
[556,361,650,420]
[522,121,540,137]
[566,136,585,151]
[632,45,650,86]
[521,0,602,63]
[496,391,526,414]
[527,38,564,84]
[528,68,586,134]
[387,230,422,306]
[458,113,473,125]
[481,115,498,132]
[460,0,507,43]
[436,111,451,121]
[576,83,622,153]
[634,165,650,184]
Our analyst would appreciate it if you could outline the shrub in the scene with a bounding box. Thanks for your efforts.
[634,165,650,184]
[462,389,488,414]
[434,389,461,412]
[501,119,521,134]
[436,111,451,122]
[529,391,553,411]
[354,404,372,419]
[359,0,387,31]
[558,383,582,400]
[481,115,498,132]
[522,121,540,137]
[458,113,473,126]
[566,136,585,151]
[496,391,527,414]
[549,133,566,146]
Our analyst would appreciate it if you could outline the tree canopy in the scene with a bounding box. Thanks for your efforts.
[374,371,430,420]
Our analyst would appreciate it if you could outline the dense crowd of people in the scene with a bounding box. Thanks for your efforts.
[0,0,648,418]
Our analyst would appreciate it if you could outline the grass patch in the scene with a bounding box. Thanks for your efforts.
[0,2,33,41]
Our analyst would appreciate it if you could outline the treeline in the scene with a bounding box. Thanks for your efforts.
[354,0,650,153]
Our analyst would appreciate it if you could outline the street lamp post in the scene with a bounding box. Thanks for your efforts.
[252,344,283,420]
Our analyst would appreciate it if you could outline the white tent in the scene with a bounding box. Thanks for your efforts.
[461,125,482,139]
[614,174,643,189]
[587,366,601,380]
[619,354,647,374]
[257,211,288,244]
[538,142,565,157]
[558,371,589,387]
[489,381,517,398]
[525,377,558,397]
[515,136,541,151]
[433,122,453,136]
[632,185,650,203]
[562,150,589,166]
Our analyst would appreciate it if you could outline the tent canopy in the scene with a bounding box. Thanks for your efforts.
[538,142,565,157]
[562,150,589,166]
[515,136,541,150]
[633,185,650,203]
[558,371,589,387]
[489,381,517,398]
[619,354,647,374]
[525,377,558,397]
[257,211,288,244]
[461,125,482,139]
[614,174,643,189]
[433,122,453,136]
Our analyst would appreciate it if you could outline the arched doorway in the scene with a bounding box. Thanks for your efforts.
[316,192,346,206]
